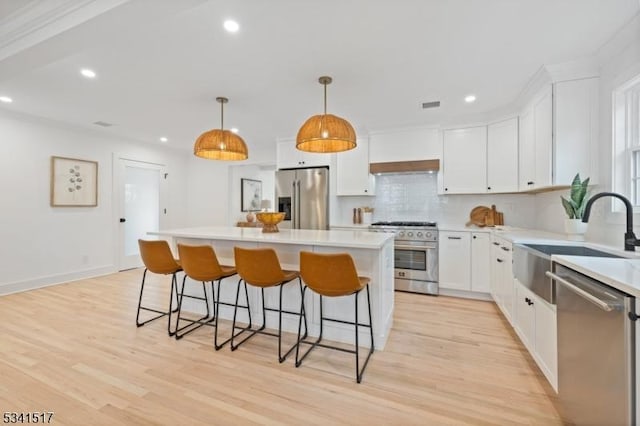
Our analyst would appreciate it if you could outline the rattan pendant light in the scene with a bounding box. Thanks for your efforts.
[194,97,248,160]
[296,76,356,153]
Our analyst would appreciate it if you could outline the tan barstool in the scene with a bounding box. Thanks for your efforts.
[137,240,181,336]
[231,247,308,362]
[176,244,247,349]
[296,251,374,383]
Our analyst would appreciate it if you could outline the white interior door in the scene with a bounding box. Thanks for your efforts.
[117,158,165,270]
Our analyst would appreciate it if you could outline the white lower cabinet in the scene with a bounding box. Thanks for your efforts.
[513,278,558,391]
[514,281,536,350]
[490,236,514,321]
[439,231,471,290]
[471,232,490,292]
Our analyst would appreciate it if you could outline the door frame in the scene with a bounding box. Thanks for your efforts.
[113,154,167,271]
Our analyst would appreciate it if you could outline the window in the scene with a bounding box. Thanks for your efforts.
[612,74,640,210]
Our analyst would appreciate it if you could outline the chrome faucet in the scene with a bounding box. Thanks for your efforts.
[582,192,640,251]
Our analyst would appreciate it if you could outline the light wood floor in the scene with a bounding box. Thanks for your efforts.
[0,270,563,425]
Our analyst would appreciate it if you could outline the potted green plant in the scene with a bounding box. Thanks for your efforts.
[560,173,590,240]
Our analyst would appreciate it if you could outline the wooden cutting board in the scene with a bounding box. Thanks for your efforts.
[466,206,491,227]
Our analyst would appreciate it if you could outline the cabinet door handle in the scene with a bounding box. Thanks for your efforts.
[448,236,462,240]
[444,188,448,191]
[527,181,534,185]
[487,186,491,190]
[364,189,368,193]
[496,258,504,263]
[493,242,500,246]
[501,246,510,252]
[473,235,477,239]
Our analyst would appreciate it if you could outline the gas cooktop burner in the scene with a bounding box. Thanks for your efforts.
[371,221,437,227]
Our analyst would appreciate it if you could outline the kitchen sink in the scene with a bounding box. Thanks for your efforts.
[520,243,624,258]
[514,243,623,304]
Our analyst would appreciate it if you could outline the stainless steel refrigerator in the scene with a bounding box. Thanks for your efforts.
[276,167,329,230]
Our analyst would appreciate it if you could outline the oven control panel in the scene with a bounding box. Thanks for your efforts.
[370,227,438,242]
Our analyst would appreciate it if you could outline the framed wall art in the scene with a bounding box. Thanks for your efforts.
[241,178,262,212]
[50,156,98,207]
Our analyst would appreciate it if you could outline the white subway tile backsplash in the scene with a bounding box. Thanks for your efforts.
[334,173,537,228]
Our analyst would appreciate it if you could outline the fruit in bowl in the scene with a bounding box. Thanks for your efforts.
[255,212,285,233]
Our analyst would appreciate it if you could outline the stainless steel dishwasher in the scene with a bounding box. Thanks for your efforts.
[547,264,635,425]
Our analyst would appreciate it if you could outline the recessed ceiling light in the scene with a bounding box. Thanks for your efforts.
[223,19,239,33]
[159,137,168,142]
[465,94,476,103]
[0,96,13,103]
[80,68,97,79]
[230,128,239,134]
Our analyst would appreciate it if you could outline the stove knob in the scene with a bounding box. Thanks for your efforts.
[426,232,432,238]
[407,232,414,237]
[417,232,423,237]
[398,231,405,238]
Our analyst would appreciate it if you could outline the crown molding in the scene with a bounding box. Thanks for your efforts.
[0,0,129,62]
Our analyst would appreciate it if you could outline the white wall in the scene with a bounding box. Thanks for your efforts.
[228,164,276,224]
[535,13,640,248]
[0,110,189,294]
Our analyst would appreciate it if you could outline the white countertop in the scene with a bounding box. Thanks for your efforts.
[330,223,372,229]
[552,255,640,298]
[150,226,394,249]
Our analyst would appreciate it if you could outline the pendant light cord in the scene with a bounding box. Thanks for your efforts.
[220,101,224,130]
[323,81,327,115]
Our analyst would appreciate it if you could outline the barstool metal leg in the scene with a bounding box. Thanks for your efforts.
[136,268,174,332]
[167,274,176,336]
[355,290,360,383]
[296,290,325,367]
[295,285,375,383]
[356,284,375,383]
[174,275,213,339]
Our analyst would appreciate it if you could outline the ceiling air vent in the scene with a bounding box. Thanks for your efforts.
[93,121,113,127]
[421,101,440,109]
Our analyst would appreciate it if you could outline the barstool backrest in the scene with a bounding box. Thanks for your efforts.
[234,247,286,287]
[177,244,225,281]
[138,239,180,274]
[299,251,362,297]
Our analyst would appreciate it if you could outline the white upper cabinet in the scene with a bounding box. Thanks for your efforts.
[277,139,332,169]
[518,86,553,190]
[554,77,599,185]
[369,128,441,163]
[518,77,598,191]
[487,117,519,193]
[518,108,535,189]
[534,86,553,188]
[336,138,375,196]
[442,126,487,194]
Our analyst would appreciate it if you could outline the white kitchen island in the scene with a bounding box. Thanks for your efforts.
[149,227,395,349]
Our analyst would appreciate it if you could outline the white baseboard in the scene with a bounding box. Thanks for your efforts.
[439,288,493,301]
[0,265,117,296]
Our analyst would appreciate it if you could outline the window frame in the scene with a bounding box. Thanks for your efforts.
[612,74,640,212]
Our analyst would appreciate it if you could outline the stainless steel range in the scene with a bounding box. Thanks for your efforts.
[369,221,438,295]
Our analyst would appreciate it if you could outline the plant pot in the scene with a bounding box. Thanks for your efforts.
[564,218,588,241]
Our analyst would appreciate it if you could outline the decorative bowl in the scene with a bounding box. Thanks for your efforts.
[256,212,285,233]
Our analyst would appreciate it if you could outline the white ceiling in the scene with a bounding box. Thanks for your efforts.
[0,0,638,161]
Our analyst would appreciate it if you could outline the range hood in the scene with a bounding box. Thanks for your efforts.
[369,159,440,174]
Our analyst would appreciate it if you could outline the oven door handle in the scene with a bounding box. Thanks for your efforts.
[394,244,437,250]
